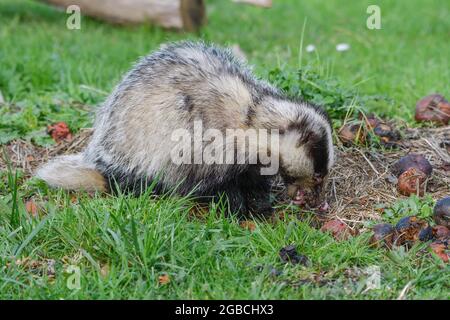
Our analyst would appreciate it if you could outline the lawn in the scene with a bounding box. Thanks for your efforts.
[0,0,449,299]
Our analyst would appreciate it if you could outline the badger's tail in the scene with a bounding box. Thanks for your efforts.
[36,154,107,192]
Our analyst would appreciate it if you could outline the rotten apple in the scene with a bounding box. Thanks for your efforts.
[433,197,450,228]
[369,223,395,248]
[394,216,427,247]
[338,124,366,146]
[415,94,450,125]
[397,167,427,196]
[429,241,449,263]
[391,154,433,177]
[362,113,381,130]
[434,225,450,239]
[373,123,401,146]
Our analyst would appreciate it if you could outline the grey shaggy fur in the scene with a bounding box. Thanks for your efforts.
[37,41,334,216]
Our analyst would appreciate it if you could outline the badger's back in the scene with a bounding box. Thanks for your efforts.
[82,41,280,194]
[36,41,334,206]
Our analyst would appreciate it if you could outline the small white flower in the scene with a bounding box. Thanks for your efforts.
[336,43,350,52]
[305,44,316,53]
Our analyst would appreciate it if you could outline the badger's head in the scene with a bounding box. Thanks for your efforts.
[276,102,334,207]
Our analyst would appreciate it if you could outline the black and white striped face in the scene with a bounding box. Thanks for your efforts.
[277,105,334,207]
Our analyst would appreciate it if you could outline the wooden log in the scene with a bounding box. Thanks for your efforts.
[232,0,272,8]
[38,0,206,31]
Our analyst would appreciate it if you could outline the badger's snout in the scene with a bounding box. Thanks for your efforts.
[287,175,326,208]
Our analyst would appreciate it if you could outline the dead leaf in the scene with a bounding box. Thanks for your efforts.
[158,274,170,285]
[188,204,209,219]
[14,257,56,277]
[25,199,38,217]
[70,195,78,204]
[320,219,356,241]
[270,210,287,223]
[240,220,256,232]
[47,122,73,143]
[430,241,449,263]
[46,259,56,277]
[100,263,110,278]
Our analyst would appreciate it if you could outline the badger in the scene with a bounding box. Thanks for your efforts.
[37,41,334,216]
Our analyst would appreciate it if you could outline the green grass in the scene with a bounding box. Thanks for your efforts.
[0,0,449,142]
[0,0,449,299]
[1,180,448,299]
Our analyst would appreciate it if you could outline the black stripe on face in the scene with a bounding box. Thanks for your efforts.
[309,128,329,177]
[287,117,309,135]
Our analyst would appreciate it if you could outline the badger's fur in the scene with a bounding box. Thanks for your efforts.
[37,41,334,216]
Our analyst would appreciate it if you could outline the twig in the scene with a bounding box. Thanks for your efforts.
[356,149,380,175]
[397,280,414,300]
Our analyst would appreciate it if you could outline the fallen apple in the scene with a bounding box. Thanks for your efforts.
[369,223,395,248]
[433,197,450,228]
[418,226,434,242]
[434,225,450,239]
[391,154,433,177]
[415,94,450,125]
[419,225,450,242]
[394,216,427,247]
[397,167,427,196]
[338,124,366,146]
[429,241,449,263]
[373,123,401,146]
[362,114,381,130]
